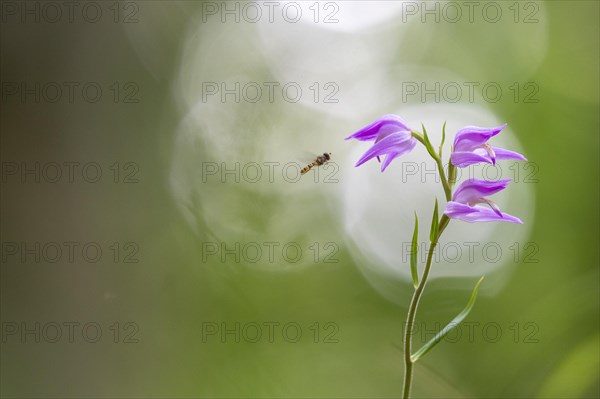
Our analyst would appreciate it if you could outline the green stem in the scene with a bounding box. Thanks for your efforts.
[435,158,452,202]
[448,161,457,191]
[402,215,450,399]
[411,131,426,146]
[411,131,452,201]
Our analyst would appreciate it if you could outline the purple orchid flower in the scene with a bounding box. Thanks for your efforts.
[451,124,527,168]
[444,178,523,224]
[345,114,417,172]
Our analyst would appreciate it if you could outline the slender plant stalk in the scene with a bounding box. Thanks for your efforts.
[448,163,457,187]
[402,128,456,398]
[411,131,452,201]
[434,158,452,201]
[402,215,450,398]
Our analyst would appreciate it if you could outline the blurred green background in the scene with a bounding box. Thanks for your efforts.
[1,1,598,398]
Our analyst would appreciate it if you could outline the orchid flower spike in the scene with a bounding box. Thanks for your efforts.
[451,124,527,168]
[345,114,417,172]
[444,178,523,224]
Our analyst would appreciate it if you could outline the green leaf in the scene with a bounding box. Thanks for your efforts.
[410,213,419,288]
[411,276,485,363]
[429,198,439,242]
[439,121,447,158]
[421,123,437,159]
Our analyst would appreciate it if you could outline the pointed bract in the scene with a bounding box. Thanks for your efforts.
[410,213,419,288]
[430,198,439,242]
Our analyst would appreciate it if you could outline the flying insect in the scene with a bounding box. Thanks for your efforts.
[300,152,332,175]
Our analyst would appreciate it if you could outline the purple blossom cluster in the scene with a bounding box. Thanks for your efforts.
[346,115,526,223]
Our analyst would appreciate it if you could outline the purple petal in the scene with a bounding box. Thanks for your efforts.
[345,114,411,141]
[493,146,527,162]
[479,197,503,217]
[451,151,491,167]
[380,140,417,172]
[355,132,416,169]
[451,146,526,167]
[444,201,523,224]
[452,178,512,204]
[453,124,507,151]
[380,153,400,172]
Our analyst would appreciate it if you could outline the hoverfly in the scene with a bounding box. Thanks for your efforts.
[300,152,332,175]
